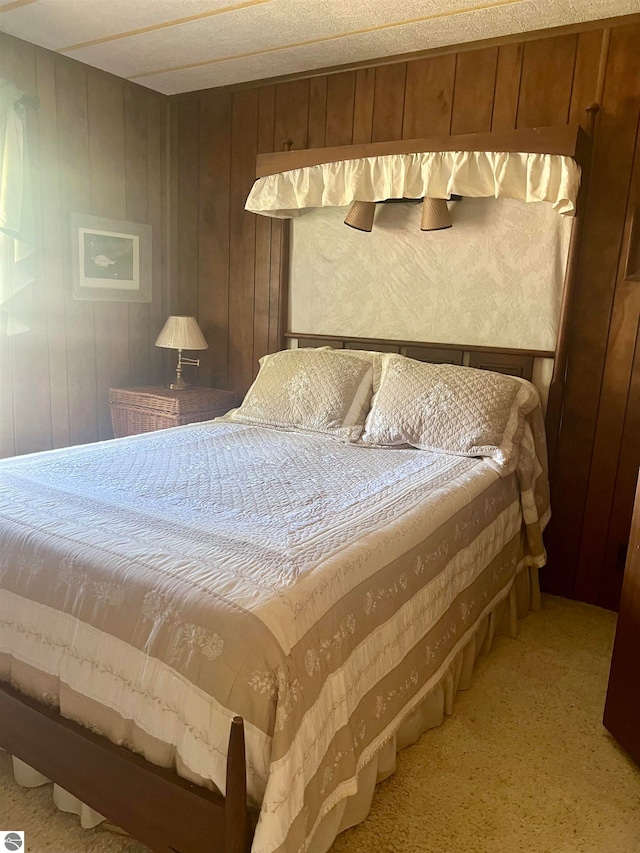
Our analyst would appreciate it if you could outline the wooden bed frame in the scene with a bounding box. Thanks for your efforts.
[0,685,252,853]
[0,118,595,853]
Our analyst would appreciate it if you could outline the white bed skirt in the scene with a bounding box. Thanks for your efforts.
[8,565,540,850]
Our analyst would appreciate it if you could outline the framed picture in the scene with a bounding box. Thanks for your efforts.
[71,213,152,302]
[625,205,640,282]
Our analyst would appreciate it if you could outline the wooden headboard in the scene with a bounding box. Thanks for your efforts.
[285,332,548,382]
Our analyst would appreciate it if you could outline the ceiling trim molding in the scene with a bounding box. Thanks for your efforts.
[0,0,38,13]
[57,0,273,54]
[129,0,526,81]
[168,11,640,100]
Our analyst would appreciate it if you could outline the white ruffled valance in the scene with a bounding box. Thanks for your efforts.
[245,150,581,218]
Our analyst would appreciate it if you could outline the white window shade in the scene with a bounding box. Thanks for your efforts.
[245,150,581,218]
[0,78,34,337]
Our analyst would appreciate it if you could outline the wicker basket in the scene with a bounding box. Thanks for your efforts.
[109,386,240,438]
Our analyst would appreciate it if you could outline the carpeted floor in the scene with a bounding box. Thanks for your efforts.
[1,595,639,853]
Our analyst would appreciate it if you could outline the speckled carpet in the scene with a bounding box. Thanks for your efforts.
[1,595,639,853]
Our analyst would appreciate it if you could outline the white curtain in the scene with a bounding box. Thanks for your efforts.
[245,151,581,219]
[0,78,34,336]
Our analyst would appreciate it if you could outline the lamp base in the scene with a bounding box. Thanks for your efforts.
[167,375,190,390]
[165,349,201,390]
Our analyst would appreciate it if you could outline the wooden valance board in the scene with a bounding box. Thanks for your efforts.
[256,122,592,177]
[259,118,597,467]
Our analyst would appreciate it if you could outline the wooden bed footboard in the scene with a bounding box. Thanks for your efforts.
[0,683,253,853]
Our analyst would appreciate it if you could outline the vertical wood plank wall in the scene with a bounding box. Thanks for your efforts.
[0,34,167,457]
[169,21,640,609]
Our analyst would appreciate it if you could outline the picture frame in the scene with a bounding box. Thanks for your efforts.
[71,213,152,302]
[625,204,640,282]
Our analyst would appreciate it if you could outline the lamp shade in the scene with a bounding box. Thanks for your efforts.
[420,197,452,231]
[155,316,208,350]
[344,200,376,232]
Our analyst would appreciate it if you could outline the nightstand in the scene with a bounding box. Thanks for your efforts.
[109,386,241,438]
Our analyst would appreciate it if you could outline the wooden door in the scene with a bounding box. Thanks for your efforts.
[604,470,640,763]
[567,113,640,610]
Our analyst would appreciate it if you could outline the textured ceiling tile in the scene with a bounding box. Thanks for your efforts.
[124,3,549,93]
[0,0,247,49]
[0,0,637,93]
[64,0,510,78]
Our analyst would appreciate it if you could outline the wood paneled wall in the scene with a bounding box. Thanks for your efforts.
[0,34,167,457]
[168,87,287,392]
[169,21,640,609]
[169,29,606,392]
[1,22,638,609]
[549,25,640,610]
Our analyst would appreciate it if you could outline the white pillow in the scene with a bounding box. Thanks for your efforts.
[228,348,374,441]
[361,354,540,471]
[331,347,384,390]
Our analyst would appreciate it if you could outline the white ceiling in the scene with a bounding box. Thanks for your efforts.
[0,0,638,95]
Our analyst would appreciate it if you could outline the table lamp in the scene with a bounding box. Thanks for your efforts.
[155,316,208,389]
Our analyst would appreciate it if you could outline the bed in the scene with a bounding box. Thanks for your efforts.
[0,346,550,853]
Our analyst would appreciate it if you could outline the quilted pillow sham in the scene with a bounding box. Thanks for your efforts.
[228,348,374,441]
[361,354,540,471]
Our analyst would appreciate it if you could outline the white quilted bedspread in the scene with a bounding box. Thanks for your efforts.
[0,420,546,853]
